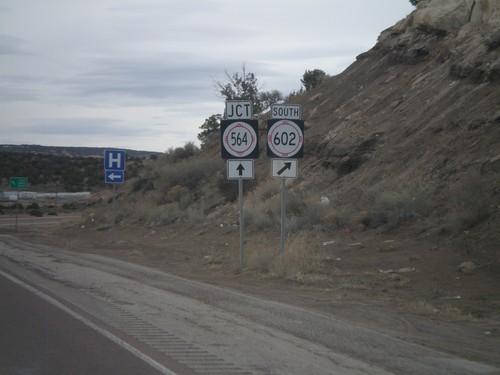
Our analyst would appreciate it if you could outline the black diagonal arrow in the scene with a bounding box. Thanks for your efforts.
[236,163,245,176]
[277,162,292,175]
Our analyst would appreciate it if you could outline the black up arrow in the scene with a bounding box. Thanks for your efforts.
[236,163,245,176]
[277,162,292,175]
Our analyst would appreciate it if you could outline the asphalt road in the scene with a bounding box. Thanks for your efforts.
[0,214,81,232]
[0,272,166,375]
[0,235,499,375]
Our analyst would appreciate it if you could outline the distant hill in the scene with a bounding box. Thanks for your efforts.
[0,145,155,192]
[0,144,162,159]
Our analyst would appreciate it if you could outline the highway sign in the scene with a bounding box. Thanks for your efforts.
[271,104,301,120]
[221,120,259,159]
[272,159,298,178]
[104,150,126,171]
[227,160,254,179]
[105,170,125,184]
[225,100,252,119]
[9,177,28,189]
[267,119,304,158]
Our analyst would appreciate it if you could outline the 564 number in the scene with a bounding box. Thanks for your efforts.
[231,131,248,146]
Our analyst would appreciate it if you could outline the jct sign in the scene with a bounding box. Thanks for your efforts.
[225,100,252,120]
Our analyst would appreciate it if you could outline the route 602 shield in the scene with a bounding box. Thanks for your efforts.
[267,119,304,158]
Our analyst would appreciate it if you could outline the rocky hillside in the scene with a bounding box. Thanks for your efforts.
[101,0,498,267]
[292,0,500,250]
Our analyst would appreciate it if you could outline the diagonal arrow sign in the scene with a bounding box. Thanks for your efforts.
[277,162,292,175]
[236,163,245,176]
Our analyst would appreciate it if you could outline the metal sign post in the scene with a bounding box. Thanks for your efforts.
[10,177,28,231]
[15,190,19,231]
[112,184,116,243]
[271,160,298,255]
[280,179,286,255]
[104,150,126,243]
[239,179,244,269]
[227,159,254,270]
[268,105,304,256]
[221,101,258,272]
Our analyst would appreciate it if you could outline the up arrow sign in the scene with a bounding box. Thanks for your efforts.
[236,163,245,176]
[227,160,254,180]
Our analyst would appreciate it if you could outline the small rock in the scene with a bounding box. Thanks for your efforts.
[397,267,416,273]
[379,269,394,274]
[458,261,476,274]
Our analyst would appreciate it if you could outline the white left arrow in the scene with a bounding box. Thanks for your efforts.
[108,172,120,180]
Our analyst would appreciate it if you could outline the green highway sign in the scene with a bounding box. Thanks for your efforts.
[10,177,28,190]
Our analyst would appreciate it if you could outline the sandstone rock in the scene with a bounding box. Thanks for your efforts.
[458,261,477,274]
[413,0,476,33]
[396,0,500,36]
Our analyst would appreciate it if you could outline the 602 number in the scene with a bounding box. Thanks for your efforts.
[273,132,296,146]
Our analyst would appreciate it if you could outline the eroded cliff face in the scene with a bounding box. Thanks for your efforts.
[295,0,499,242]
[412,0,499,32]
[379,0,500,82]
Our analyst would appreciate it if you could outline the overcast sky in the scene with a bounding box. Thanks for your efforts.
[1,0,414,152]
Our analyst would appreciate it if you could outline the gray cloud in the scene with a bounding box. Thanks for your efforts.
[0,0,414,151]
[66,54,222,101]
[19,118,128,136]
[0,35,35,56]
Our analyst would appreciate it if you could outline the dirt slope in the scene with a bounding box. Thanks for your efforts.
[290,0,499,256]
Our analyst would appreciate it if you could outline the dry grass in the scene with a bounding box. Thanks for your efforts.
[444,171,495,232]
[247,231,323,282]
[244,183,337,232]
[360,182,432,230]
[403,300,469,320]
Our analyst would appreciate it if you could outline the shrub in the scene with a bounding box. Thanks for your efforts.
[362,183,431,230]
[165,185,191,204]
[247,231,321,282]
[271,232,322,280]
[245,196,279,230]
[301,69,326,91]
[244,185,336,231]
[158,158,220,191]
[218,177,239,203]
[26,202,39,210]
[444,171,495,231]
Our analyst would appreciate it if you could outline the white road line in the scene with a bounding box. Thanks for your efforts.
[0,270,176,375]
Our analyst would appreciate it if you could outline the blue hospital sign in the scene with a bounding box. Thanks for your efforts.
[104,150,126,171]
